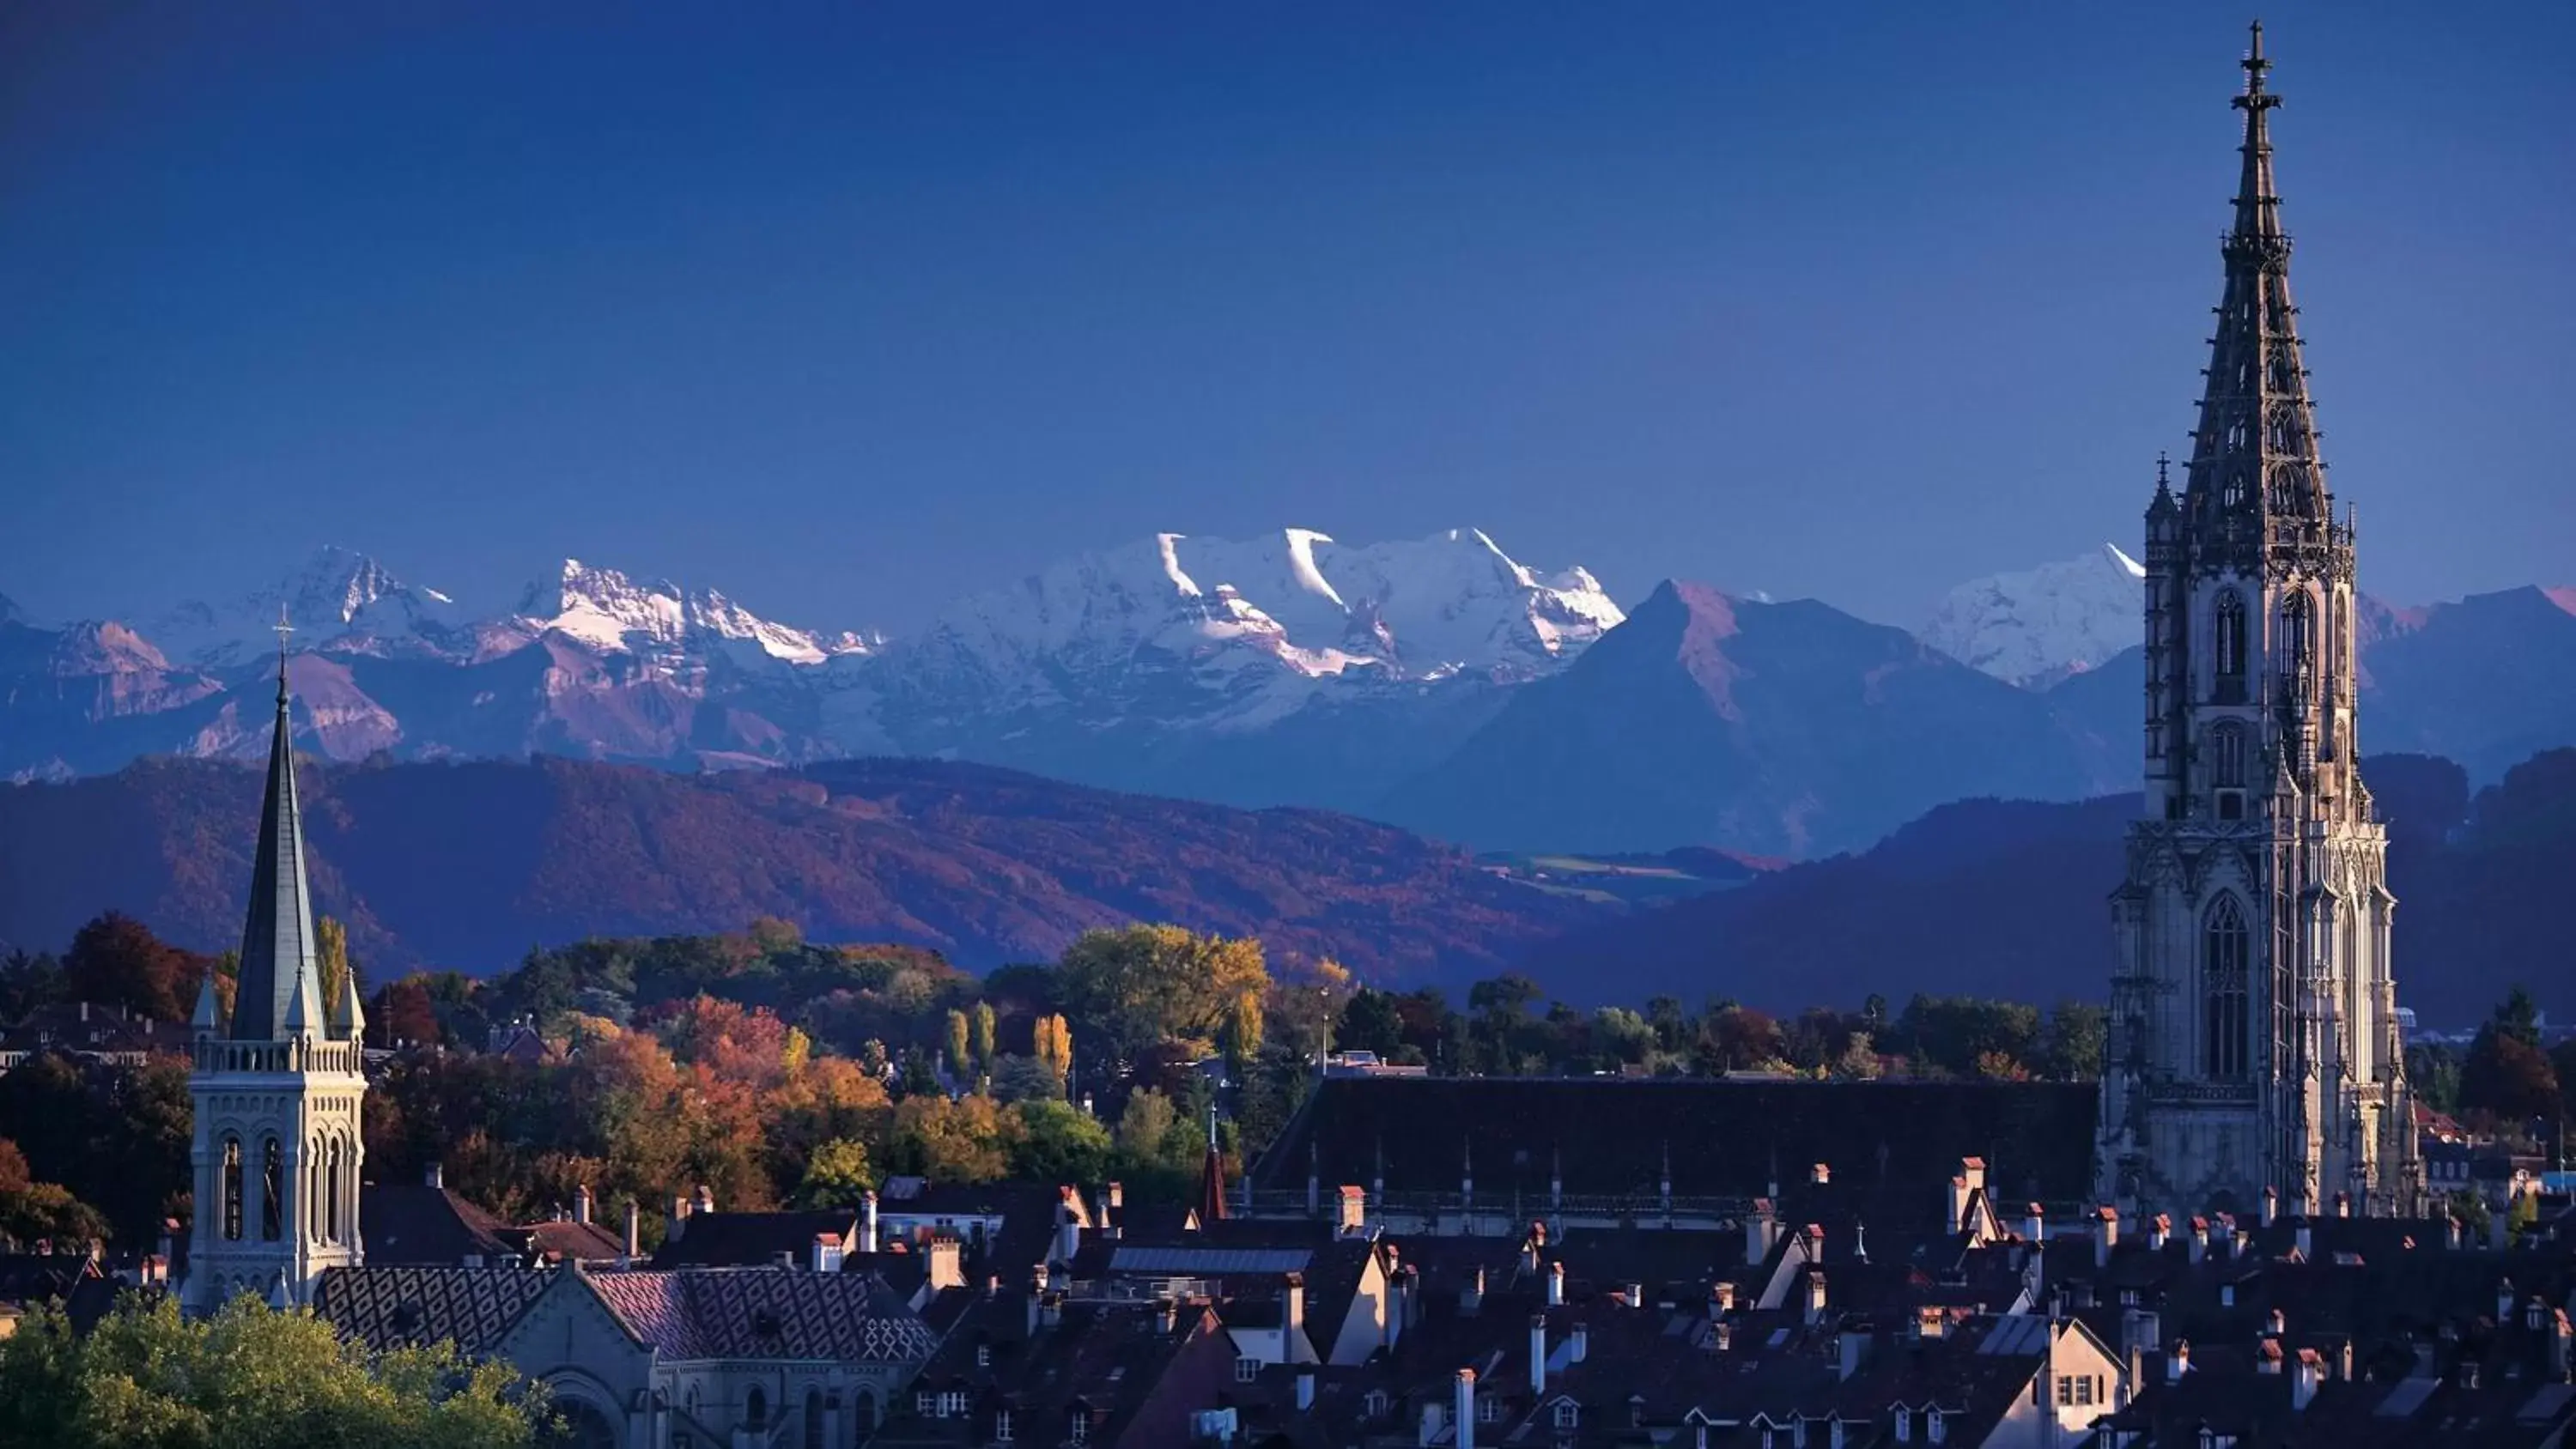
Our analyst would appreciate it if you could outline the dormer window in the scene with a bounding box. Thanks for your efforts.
[994,1410,1013,1443]
[1479,1394,1502,1425]
[1069,1410,1090,1444]
[1928,1409,1946,1444]
[1895,1408,1912,1442]
[977,1344,992,1368]
[1553,1403,1579,1429]
[1364,1391,1389,1420]
[1236,1357,1261,1385]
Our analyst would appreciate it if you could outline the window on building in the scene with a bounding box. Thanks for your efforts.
[940,1392,969,1420]
[1236,1357,1261,1385]
[325,1137,343,1243]
[2204,895,2251,1079]
[1479,1394,1502,1424]
[805,1389,824,1449]
[1697,1427,1709,1449]
[1069,1410,1090,1444]
[2281,593,2313,677]
[995,1410,1013,1444]
[748,1387,769,1433]
[977,1344,992,1368]
[1364,1391,1389,1420]
[1927,1409,1946,1444]
[260,1136,283,1241]
[1553,1403,1579,1429]
[1895,1409,1911,1443]
[2215,591,2247,691]
[2212,724,2247,790]
[917,1392,934,1417]
[222,1136,244,1242]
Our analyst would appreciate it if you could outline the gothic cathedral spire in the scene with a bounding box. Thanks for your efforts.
[229,614,327,1041]
[2099,27,2417,1222]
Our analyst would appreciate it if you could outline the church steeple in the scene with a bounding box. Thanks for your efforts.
[2184,19,2334,539]
[228,615,326,1042]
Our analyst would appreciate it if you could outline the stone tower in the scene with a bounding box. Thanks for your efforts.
[2098,26,2418,1220]
[182,634,368,1313]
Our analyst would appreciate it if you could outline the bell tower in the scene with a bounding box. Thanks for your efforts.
[2099,25,2418,1219]
[182,623,369,1313]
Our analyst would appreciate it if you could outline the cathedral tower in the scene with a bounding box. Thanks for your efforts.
[2098,26,2418,1219]
[182,631,368,1313]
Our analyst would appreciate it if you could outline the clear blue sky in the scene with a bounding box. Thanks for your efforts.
[4,3,2569,634]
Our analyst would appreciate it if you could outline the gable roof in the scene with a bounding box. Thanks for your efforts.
[650,1210,855,1269]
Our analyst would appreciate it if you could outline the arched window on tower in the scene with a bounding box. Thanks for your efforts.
[2212,724,2248,790]
[2281,592,2313,682]
[221,1135,244,1242]
[326,1137,343,1244]
[261,1136,283,1241]
[805,1389,826,1449]
[2204,897,2251,1080]
[2214,591,2248,701]
[746,1386,769,1434]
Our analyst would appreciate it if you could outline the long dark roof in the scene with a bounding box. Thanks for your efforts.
[1251,1076,2098,1206]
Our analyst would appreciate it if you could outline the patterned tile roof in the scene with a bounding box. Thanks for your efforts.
[585,1269,942,1363]
[313,1265,555,1354]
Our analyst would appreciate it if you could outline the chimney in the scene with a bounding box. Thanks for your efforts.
[1040,1291,1062,1330]
[2233,1222,2253,1260]
[1338,1185,1367,1235]
[692,1184,714,1216]
[2024,1203,2045,1247]
[2189,1216,2208,1263]
[2446,1216,2464,1251]
[2293,1349,2324,1410]
[1811,1161,1831,1185]
[1917,1306,1945,1342]
[2333,1191,2349,1219]
[1714,1319,1734,1352]
[2258,1340,2284,1375]
[669,1195,692,1244]
[1570,1321,1589,1363]
[1296,1367,1315,1412]
[1284,1273,1307,1351]
[1711,1282,1735,1316]
[1804,1270,1828,1325]
[926,1235,963,1291]
[1530,1313,1548,1393]
[1945,1174,1970,1234]
[2294,1223,2312,1260]
[1522,1231,1540,1276]
[1454,1370,1476,1449]
[2499,1278,2516,1325]
[1747,1199,1780,1264]
[425,1162,445,1190]
[811,1232,844,1273]
[1028,1264,1050,1337]
[1055,1187,1082,1265]
[1960,1155,1986,1197]
[1156,1295,1178,1334]
[2268,1308,2286,1339]
[1546,1261,1564,1307]
[1461,1266,1485,1315]
[860,1190,880,1254]
[2168,1340,2190,1384]
[2094,1207,2119,1269]
[623,1198,641,1265]
[2262,1185,2279,1228]
[2148,1214,2171,1252]
[573,1184,593,1226]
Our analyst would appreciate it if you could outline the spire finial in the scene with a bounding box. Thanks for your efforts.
[273,604,295,706]
[2235,21,2278,113]
[2156,451,2172,488]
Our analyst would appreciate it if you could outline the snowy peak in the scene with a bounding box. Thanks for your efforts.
[513,558,874,666]
[147,545,465,668]
[1920,543,2145,687]
[902,526,1621,696]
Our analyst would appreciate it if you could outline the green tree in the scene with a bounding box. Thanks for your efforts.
[316,915,361,1019]
[1832,1033,1883,1081]
[2038,1001,2108,1082]
[0,949,65,1021]
[793,1139,878,1210]
[1055,926,1268,1066]
[1008,1100,1113,1185]
[945,1009,972,1076]
[971,1002,998,1070]
[0,1292,540,1448]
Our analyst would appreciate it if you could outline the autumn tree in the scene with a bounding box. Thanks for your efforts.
[970,1002,997,1071]
[61,912,202,1023]
[1030,1014,1073,1097]
[315,915,361,1018]
[945,1009,972,1076]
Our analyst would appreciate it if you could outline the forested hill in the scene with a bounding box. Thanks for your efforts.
[0,755,1607,985]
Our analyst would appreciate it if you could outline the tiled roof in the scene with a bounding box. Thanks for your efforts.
[650,1210,855,1269]
[313,1265,555,1354]
[585,1269,941,1362]
[359,1184,516,1266]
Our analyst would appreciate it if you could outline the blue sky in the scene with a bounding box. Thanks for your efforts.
[3,2,2569,634]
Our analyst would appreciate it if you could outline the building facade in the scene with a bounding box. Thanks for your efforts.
[182,646,370,1313]
[2099,27,2418,1220]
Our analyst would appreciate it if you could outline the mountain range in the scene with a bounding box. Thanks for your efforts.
[5,536,2572,858]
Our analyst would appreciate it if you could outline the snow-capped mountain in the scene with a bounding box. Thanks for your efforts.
[502,559,878,669]
[146,544,469,668]
[1919,544,2146,687]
